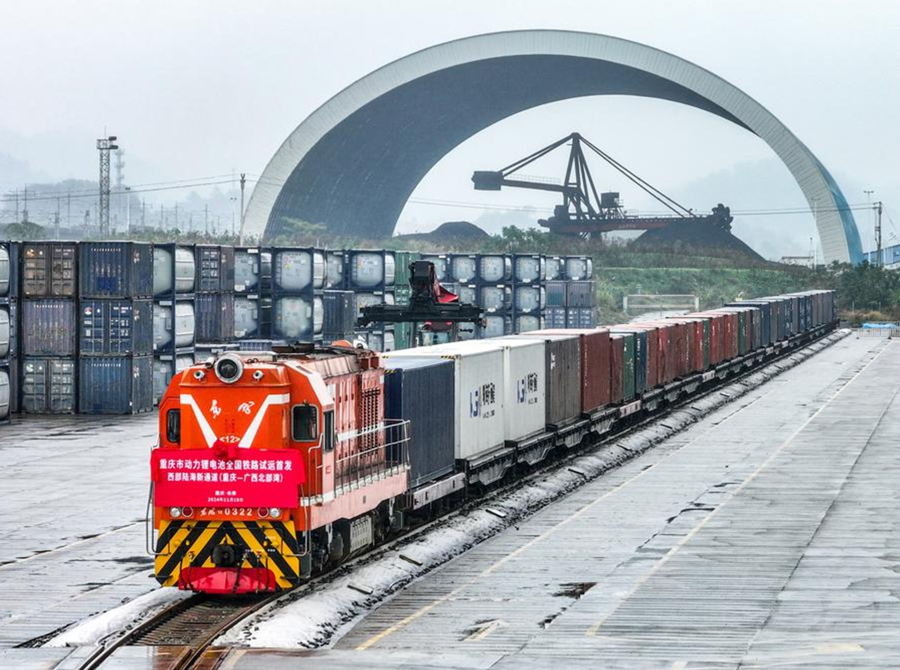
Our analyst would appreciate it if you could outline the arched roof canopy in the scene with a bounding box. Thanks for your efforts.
[245,30,862,264]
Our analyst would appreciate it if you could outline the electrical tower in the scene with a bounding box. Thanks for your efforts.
[96,136,118,236]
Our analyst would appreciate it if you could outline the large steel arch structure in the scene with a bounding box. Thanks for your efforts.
[244,30,862,263]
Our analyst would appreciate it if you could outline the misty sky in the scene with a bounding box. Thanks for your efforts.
[2,0,898,258]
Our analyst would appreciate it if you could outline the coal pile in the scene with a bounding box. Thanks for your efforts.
[395,221,490,245]
[631,220,763,261]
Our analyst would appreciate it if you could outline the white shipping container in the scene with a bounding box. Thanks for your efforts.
[545,256,564,281]
[420,255,448,281]
[384,341,505,461]
[153,302,195,349]
[0,306,9,357]
[451,338,545,443]
[153,355,195,404]
[515,315,543,333]
[455,285,477,306]
[450,255,477,283]
[0,367,9,419]
[514,255,544,284]
[234,249,260,292]
[480,286,510,311]
[273,250,325,292]
[478,255,510,283]
[349,251,396,288]
[515,285,544,313]
[234,297,260,338]
[0,245,10,296]
[273,296,323,339]
[481,315,511,338]
[353,292,394,318]
[565,256,593,280]
[325,251,345,288]
[153,247,196,296]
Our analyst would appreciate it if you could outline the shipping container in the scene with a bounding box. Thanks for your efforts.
[234,296,263,339]
[478,285,511,312]
[194,245,235,293]
[0,243,13,297]
[354,329,395,353]
[323,290,356,341]
[0,306,9,358]
[511,333,580,428]
[609,334,625,404]
[383,357,456,488]
[545,281,567,307]
[319,250,342,289]
[531,328,611,413]
[0,364,10,420]
[448,254,477,284]
[447,284,476,306]
[394,251,420,289]
[544,307,567,329]
[195,293,236,343]
[5,357,18,415]
[456,338,546,444]
[234,339,287,352]
[79,242,153,298]
[271,248,325,293]
[610,326,651,393]
[565,308,595,329]
[78,355,154,414]
[22,242,77,297]
[514,314,543,333]
[153,245,195,296]
[272,295,323,341]
[153,354,194,404]
[544,256,564,281]
[619,332,636,401]
[22,357,75,414]
[420,254,449,282]
[513,254,544,284]
[477,254,512,284]
[22,298,76,356]
[234,247,264,293]
[566,281,596,308]
[513,285,544,314]
[345,249,396,290]
[79,299,153,356]
[479,315,511,339]
[352,291,394,321]
[153,302,195,351]
[384,341,506,461]
[564,256,593,280]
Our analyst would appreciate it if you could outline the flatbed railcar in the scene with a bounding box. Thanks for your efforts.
[149,290,837,594]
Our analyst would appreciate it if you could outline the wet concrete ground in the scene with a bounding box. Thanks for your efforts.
[4,335,899,669]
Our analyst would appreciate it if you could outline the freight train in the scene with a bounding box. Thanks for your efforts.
[150,290,837,594]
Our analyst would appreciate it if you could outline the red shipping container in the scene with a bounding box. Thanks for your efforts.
[609,334,625,404]
[687,312,725,366]
[709,311,738,360]
[671,318,705,373]
[644,322,680,383]
[532,328,611,413]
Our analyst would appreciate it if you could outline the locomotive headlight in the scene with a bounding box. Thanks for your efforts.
[253,370,264,381]
[193,370,205,380]
[170,507,183,518]
[269,507,282,519]
[214,354,244,384]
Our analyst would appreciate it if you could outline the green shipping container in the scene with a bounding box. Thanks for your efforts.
[394,251,421,288]
[619,331,636,401]
[736,310,747,354]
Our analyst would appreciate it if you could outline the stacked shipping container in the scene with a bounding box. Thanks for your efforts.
[193,245,235,345]
[78,242,154,414]
[0,243,16,421]
[152,244,196,404]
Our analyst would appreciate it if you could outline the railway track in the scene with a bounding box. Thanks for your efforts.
[77,594,280,670]
[74,329,844,668]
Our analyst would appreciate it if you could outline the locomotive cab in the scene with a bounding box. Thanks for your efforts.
[150,346,410,594]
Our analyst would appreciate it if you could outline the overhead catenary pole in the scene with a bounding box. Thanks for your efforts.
[239,173,246,244]
[875,201,883,267]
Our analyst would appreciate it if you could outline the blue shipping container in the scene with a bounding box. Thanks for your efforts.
[22,299,76,356]
[78,355,154,414]
[79,242,153,298]
[384,357,456,489]
[195,293,236,343]
[80,299,153,355]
